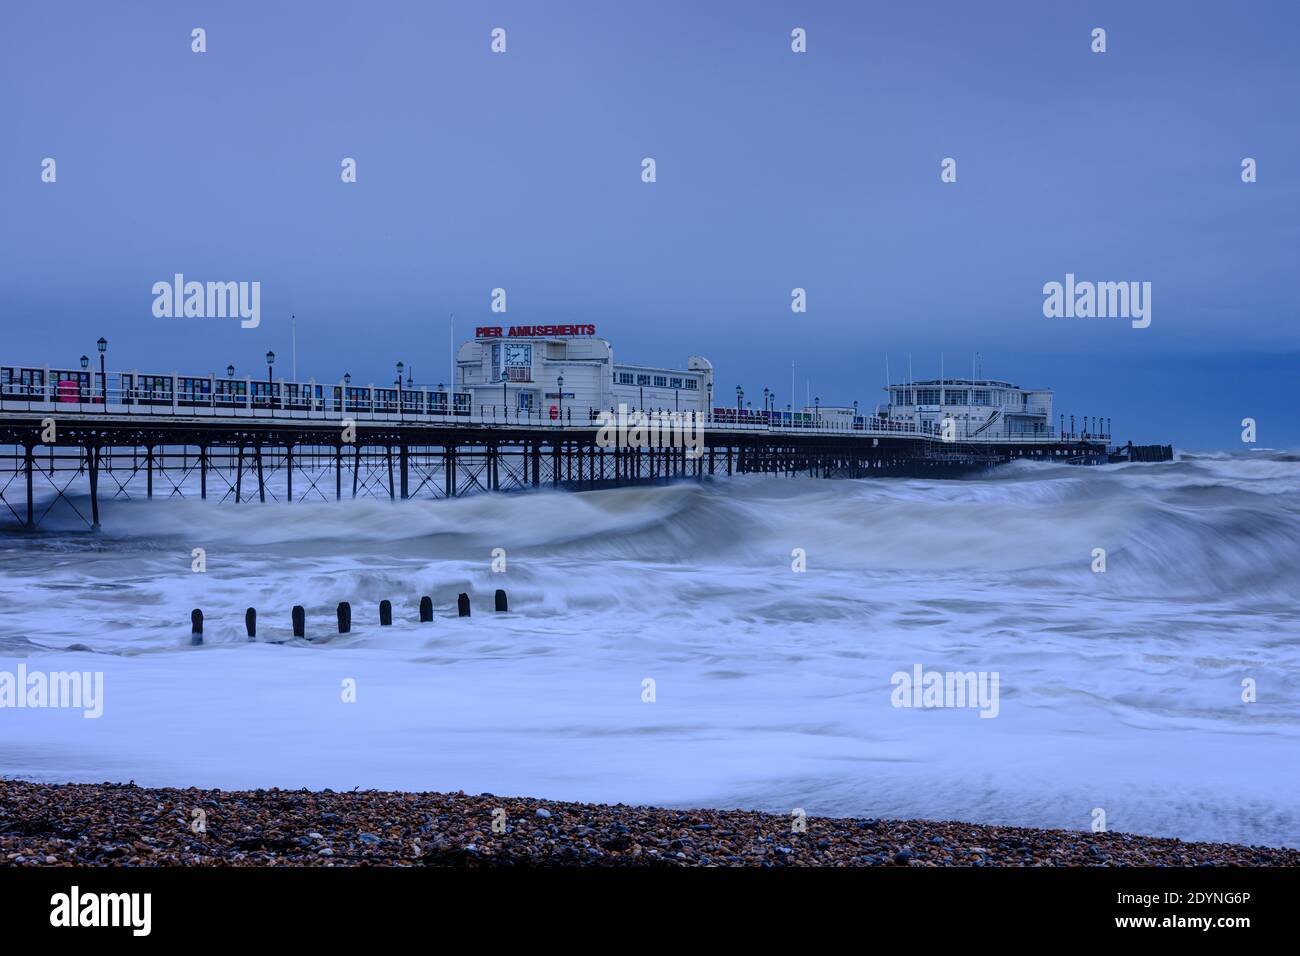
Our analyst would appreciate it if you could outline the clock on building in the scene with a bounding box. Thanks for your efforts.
[504,344,532,367]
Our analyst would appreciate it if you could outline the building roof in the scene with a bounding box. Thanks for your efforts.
[884,378,1049,391]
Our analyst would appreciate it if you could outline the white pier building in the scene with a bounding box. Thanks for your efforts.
[880,378,1054,439]
[459,325,713,421]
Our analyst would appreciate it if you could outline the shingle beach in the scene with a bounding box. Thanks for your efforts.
[2,781,1295,867]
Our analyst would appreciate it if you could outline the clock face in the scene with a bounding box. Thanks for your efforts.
[504,344,532,367]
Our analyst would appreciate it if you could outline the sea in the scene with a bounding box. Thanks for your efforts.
[1,450,1296,847]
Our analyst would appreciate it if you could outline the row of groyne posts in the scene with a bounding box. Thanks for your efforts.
[188,589,509,645]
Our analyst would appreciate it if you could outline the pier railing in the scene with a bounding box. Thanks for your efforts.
[0,365,1109,445]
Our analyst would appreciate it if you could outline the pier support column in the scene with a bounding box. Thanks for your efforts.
[235,445,244,503]
[89,444,101,531]
[199,445,208,500]
[352,444,361,499]
[24,444,35,529]
[335,444,342,500]
[255,445,266,503]
[400,444,409,499]
[386,445,395,500]
[286,444,294,503]
[146,445,154,499]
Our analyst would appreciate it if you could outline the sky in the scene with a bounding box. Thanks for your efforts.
[1,0,1297,448]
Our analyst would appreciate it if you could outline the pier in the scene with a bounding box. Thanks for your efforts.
[0,362,1164,530]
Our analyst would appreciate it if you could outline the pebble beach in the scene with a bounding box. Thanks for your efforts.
[2,780,1295,867]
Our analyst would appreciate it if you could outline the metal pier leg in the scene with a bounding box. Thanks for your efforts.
[386,445,395,500]
[146,445,154,499]
[400,445,409,499]
[532,443,540,488]
[353,444,361,499]
[335,444,342,500]
[255,445,266,503]
[24,444,35,529]
[286,444,294,503]
[235,445,244,503]
[199,445,207,499]
[89,444,101,531]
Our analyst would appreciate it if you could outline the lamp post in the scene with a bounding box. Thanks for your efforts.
[437,382,445,415]
[762,387,769,414]
[814,396,820,427]
[265,351,275,409]
[396,361,405,420]
[97,337,108,409]
[735,385,743,412]
[557,374,564,424]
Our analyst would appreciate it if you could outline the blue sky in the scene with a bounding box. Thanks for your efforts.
[2,0,1296,448]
